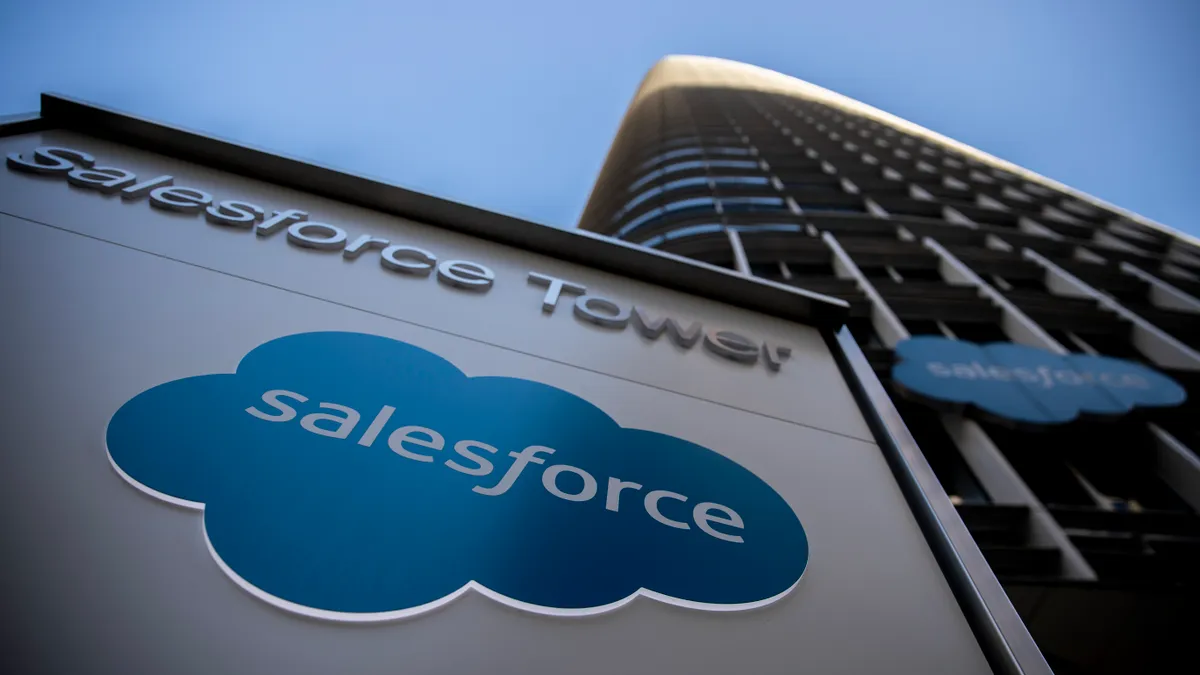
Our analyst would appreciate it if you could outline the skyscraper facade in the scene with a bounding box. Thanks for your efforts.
[581,56,1200,674]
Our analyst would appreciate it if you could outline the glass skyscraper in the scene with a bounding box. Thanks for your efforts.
[580,56,1200,675]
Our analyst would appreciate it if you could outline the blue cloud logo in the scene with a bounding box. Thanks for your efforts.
[892,336,1186,425]
[106,332,808,620]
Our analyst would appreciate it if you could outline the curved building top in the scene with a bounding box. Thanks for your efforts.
[580,55,1197,253]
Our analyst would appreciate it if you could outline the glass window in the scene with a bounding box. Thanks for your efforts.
[897,267,942,282]
[665,224,723,240]
[1061,200,1100,218]
[659,136,701,150]
[629,160,706,190]
[665,196,717,213]
[721,196,787,213]
[750,262,783,280]
[635,147,704,171]
[711,175,769,186]
[893,400,990,505]
[703,159,759,170]
[708,146,753,156]
[715,194,782,205]
[729,223,803,234]
[617,207,664,236]
[611,187,662,222]
[613,174,772,222]
[903,319,945,336]
[627,170,666,194]
[797,202,865,214]
[614,175,718,221]
[788,261,835,276]
[616,198,718,237]
[943,322,1008,343]
[663,176,712,191]
[627,159,760,193]
[1023,182,1055,198]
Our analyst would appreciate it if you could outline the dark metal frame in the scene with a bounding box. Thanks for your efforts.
[826,327,1053,675]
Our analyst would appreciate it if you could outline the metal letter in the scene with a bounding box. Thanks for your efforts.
[256,209,309,237]
[631,307,702,349]
[287,222,348,251]
[149,186,213,214]
[438,260,495,291]
[703,329,760,364]
[528,271,586,314]
[6,146,95,175]
[573,295,631,329]
[121,175,174,201]
[66,166,136,193]
[205,200,265,228]
[761,342,793,372]
[380,245,436,276]
[343,234,390,260]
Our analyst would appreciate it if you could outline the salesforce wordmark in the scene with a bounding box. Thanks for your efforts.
[247,389,748,542]
[892,336,1185,425]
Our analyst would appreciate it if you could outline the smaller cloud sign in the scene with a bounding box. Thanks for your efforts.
[105,332,808,620]
[892,337,1186,425]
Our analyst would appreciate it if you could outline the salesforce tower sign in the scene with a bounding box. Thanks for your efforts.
[0,97,1031,675]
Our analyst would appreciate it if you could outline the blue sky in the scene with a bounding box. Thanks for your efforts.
[2,1,1197,235]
